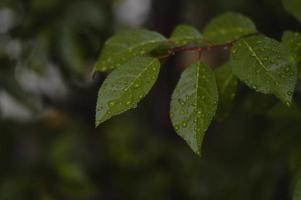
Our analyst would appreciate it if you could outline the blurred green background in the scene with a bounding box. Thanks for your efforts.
[1,0,301,199]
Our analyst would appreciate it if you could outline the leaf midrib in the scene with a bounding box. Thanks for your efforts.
[103,59,157,119]
[195,62,202,149]
[242,39,279,86]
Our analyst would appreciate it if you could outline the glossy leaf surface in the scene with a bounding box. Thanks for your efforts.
[96,56,160,126]
[170,24,203,46]
[170,62,218,155]
[95,29,166,72]
[203,12,257,45]
[230,35,297,105]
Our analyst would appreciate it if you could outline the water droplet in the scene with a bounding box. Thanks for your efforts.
[175,126,179,131]
[285,101,291,107]
[182,121,187,128]
[134,83,140,88]
[126,101,131,106]
[108,101,115,107]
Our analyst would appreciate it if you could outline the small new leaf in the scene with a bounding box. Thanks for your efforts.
[215,63,237,118]
[203,12,257,45]
[95,29,166,72]
[96,56,160,126]
[170,24,203,46]
[230,35,297,105]
[170,62,218,155]
[283,0,301,22]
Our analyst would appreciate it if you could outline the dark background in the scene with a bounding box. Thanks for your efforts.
[0,0,301,199]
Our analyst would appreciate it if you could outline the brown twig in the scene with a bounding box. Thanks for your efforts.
[156,32,260,61]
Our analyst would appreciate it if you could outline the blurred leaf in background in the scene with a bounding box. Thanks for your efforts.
[0,0,301,200]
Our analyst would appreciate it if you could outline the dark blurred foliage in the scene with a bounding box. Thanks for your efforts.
[1,0,301,199]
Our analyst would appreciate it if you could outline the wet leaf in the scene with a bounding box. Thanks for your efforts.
[170,24,203,46]
[170,62,218,155]
[96,56,160,126]
[203,12,257,45]
[230,35,297,105]
[95,29,166,72]
[282,31,301,63]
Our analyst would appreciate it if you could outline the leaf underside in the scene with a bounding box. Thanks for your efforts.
[170,62,218,155]
[230,35,297,105]
[95,29,166,72]
[203,12,257,45]
[96,56,160,126]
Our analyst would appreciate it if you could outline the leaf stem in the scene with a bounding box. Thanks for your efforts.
[156,33,260,60]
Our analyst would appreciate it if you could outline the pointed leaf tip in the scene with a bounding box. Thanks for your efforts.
[230,35,297,105]
[170,61,218,155]
[95,56,160,126]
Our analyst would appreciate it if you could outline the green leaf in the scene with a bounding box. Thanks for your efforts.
[96,56,160,126]
[283,0,301,22]
[95,29,166,72]
[170,62,218,155]
[170,24,203,46]
[203,12,257,45]
[230,35,297,105]
[282,31,301,63]
[215,63,237,118]
[294,173,301,200]
[282,31,301,80]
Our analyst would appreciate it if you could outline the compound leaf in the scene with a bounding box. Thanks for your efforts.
[215,63,237,118]
[230,35,297,105]
[96,56,160,126]
[170,62,218,155]
[203,12,257,45]
[170,24,203,46]
[95,29,166,72]
[283,0,301,22]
